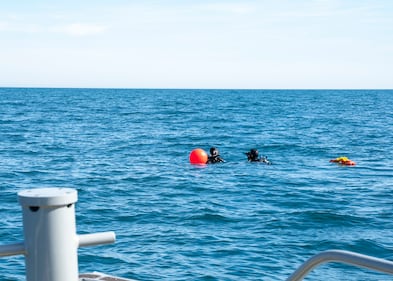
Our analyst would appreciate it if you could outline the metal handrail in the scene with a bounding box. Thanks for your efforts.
[0,242,25,257]
[0,188,116,281]
[287,250,393,281]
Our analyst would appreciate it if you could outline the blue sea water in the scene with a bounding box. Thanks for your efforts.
[1,88,393,281]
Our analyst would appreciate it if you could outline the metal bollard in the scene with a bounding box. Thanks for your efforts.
[0,188,116,281]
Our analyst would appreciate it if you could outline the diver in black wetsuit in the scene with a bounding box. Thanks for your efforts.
[206,147,225,164]
[245,148,271,164]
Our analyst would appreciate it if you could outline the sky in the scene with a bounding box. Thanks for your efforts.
[0,0,392,89]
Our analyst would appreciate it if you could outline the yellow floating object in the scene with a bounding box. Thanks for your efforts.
[330,156,356,166]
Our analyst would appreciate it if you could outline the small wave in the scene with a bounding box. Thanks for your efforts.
[300,210,369,227]
[185,212,236,223]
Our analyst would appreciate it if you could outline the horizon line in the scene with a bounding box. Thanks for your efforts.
[1,86,392,91]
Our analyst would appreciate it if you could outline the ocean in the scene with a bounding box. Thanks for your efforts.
[0,88,393,280]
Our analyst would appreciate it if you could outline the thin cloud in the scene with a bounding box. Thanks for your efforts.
[0,22,9,31]
[0,11,108,36]
[0,21,107,36]
[198,3,255,14]
[54,23,108,36]
[0,21,41,33]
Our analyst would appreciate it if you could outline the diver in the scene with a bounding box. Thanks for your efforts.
[206,147,225,164]
[245,148,271,164]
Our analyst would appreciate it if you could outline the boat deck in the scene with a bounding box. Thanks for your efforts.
[79,272,136,281]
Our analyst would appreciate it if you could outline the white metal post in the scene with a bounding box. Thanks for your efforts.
[18,188,79,281]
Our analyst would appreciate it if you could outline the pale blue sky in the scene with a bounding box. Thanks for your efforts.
[1,0,392,89]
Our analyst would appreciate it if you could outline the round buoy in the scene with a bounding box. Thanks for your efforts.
[189,148,208,165]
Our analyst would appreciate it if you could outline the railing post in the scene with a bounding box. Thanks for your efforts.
[0,188,115,281]
[18,188,80,281]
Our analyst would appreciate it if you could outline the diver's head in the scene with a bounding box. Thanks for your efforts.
[250,149,258,157]
[246,149,259,160]
[210,147,219,156]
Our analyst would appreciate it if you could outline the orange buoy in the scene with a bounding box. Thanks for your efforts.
[189,148,208,165]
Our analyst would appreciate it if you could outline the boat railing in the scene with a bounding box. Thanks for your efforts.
[2,188,393,281]
[287,249,393,281]
[0,188,117,281]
